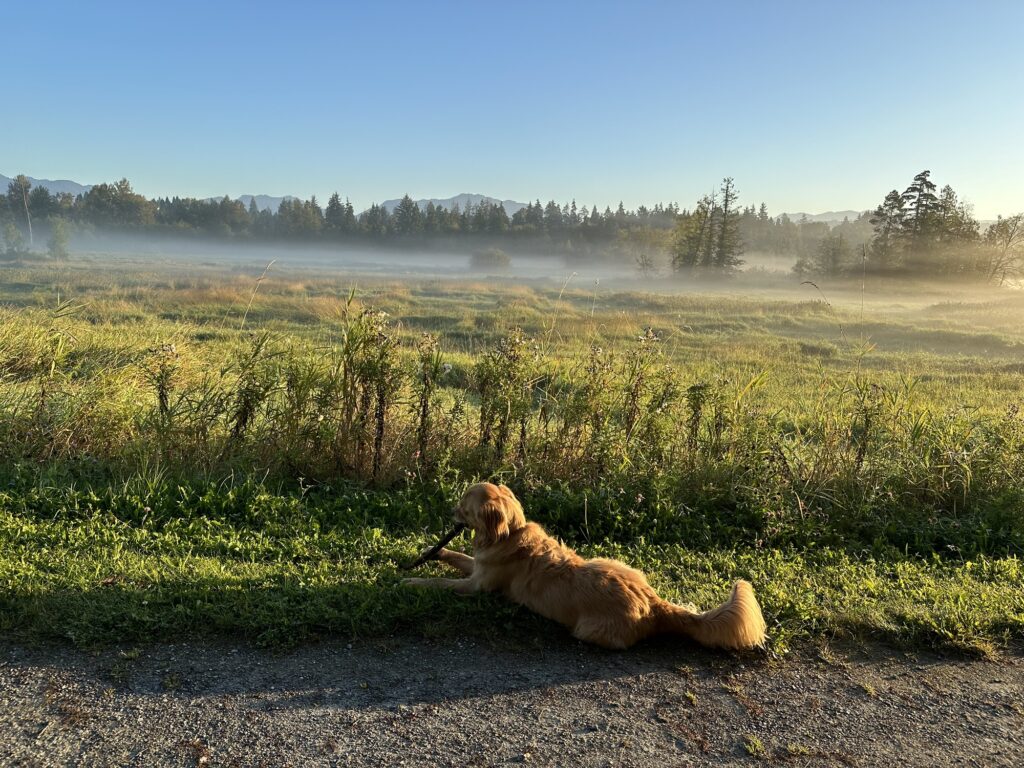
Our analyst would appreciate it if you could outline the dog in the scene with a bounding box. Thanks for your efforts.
[403,482,767,650]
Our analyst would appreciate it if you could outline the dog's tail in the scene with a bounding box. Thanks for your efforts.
[655,580,767,650]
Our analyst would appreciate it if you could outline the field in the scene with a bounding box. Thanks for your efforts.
[1,255,1023,654]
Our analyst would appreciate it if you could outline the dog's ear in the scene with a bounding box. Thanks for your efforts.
[496,485,519,507]
[477,498,510,542]
[495,484,528,528]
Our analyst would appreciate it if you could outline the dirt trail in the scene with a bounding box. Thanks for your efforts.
[1,636,1021,767]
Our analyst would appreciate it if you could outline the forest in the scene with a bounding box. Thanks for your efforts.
[2,170,1022,281]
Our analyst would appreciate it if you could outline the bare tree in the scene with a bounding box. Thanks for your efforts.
[983,213,1024,285]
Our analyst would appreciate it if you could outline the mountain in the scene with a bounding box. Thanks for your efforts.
[3,174,877,223]
[378,193,528,215]
[777,210,866,224]
[0,173,92,197]
[205,194,297,213]
[2,173,296,212]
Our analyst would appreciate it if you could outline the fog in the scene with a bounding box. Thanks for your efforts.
[52,231,1018,304]
[65,231,665,289]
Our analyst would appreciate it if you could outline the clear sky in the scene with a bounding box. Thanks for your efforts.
[3,0,1022,218]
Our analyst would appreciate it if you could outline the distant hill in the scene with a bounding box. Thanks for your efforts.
[378,193,528,215]
[4,173,879,223]
[205,194,297,213]
[0,173,92,197]
[778,210,867,224]
[1,173,294,212]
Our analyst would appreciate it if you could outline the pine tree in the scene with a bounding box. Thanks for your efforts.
[325,192,345,233]
[392,195,423,235]
[342,198,356,233]
[712,178,743,271]
[671,194,714,270]
[543,200,563,230]
[901,170,939,254]
[869,190,905,270]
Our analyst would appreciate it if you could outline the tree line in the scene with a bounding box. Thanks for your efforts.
[667,171,1021,282]
[789,170,1023,283]
[0,174,682,255]
[3,171,1021,282]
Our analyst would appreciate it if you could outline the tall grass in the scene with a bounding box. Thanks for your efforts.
[3,264,1024,650]
[1,280,1023,558]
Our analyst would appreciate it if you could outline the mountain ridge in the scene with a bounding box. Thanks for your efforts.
[777,210,867,223]
[378,193,528,215]
[0,173,92,197]
[4,173,875,221]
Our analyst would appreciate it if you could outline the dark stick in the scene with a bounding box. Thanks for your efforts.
[400,523,467,570]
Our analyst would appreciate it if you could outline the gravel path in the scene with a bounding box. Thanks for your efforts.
[1,635,1021,767]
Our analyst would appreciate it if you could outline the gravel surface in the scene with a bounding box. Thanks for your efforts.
[1,635,1021,767]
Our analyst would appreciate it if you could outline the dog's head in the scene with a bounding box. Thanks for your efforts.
[453,482,526,545]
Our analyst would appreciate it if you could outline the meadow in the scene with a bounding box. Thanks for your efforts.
[1,255,1023,654]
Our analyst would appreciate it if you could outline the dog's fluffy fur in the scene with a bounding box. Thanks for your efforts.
[403,482,767,650]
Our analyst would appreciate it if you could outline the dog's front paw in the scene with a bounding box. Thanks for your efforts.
[402,577,427,587]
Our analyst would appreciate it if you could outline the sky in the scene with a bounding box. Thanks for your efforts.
[2,0,1022,218]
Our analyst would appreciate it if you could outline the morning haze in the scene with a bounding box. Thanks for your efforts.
[1,2,1023,766]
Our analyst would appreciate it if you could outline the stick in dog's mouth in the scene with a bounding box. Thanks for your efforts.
[401,522,467,570]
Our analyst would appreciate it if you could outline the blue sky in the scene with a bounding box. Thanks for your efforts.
[3,0,1022,217]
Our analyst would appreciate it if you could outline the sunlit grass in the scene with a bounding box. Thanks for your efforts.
[1,259,1023,650]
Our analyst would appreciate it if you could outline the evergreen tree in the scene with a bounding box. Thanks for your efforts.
[360,203,391,236]
[392,194,423,235]
[671,194,714,270]
[567,199,579,225]
[341,198,357,233]
[869,190,905,270]
[543,200,563,230]
[325,192,345,233]
[901,170,939,254]
[935,185,979,244]
[712,178,743,270]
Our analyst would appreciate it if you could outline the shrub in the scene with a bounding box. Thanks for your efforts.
[470,248,511,270]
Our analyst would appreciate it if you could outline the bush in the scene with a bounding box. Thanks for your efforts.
[470,247,511,270]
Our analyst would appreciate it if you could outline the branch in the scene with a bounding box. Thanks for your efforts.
[401,523,467,570]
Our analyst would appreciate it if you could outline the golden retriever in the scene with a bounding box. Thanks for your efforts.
[403,482,767,650]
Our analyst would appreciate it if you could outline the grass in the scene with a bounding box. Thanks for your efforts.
[1,473,1021,654]
[743,734,767,759]
[1,257,1023,653]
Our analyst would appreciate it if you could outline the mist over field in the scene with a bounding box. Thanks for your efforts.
[60,231,639,284]
[66,244,812,297]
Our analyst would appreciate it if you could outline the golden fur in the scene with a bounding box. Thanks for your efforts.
[403,482,767,650]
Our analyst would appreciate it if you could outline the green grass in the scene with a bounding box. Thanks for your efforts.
[1,479,1020,653]
[1,258,1024,652]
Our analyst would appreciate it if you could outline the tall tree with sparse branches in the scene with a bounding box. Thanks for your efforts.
[712,177,744,271]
